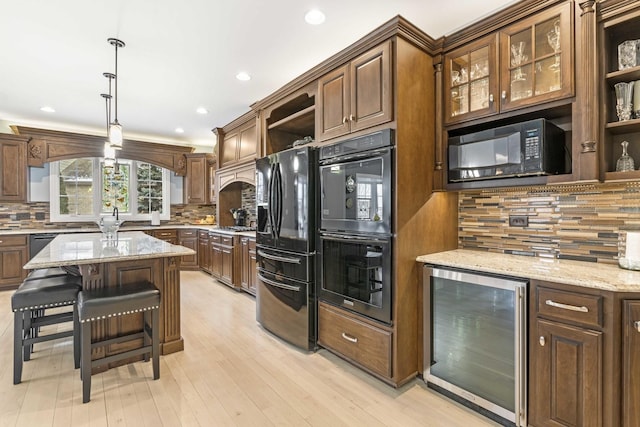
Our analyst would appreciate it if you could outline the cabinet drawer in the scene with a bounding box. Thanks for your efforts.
[209,233,221,243]
[0,235,27,247]
[318,303,391,378]
[179,229,197,238]
[537,287,602,328]
[221,236,234,247]
[198,230,209,239]
[154,230,177,238]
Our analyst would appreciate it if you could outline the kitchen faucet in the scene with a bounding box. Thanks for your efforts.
[113,207,119,220]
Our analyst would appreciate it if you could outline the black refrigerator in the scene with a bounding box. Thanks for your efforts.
[255,145,316,351]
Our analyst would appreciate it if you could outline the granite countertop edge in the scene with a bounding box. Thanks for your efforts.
[0,224,255,238]
[417,249,640,292]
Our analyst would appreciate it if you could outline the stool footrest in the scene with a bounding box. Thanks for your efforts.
[90,345,153,369]
[24,330,73,346]
[32,311,74,328]
[91,331,145,350]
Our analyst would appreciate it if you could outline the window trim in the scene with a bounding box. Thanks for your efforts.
[50,158,171,223]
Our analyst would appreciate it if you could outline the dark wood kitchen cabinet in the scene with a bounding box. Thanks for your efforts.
[317,40,392,141]
[185,154,215,205]
[208,232,238,289]
[240,236,256,295]
[0,234,28,290]
[623,300,640,427]
[153,229,177,244]
[178,229,198,270]
[198,230,211,273]
[0,135,28,202]
[213,112,259,170]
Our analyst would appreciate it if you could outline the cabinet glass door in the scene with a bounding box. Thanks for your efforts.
[444,34,498,124]
[501,2,572,110]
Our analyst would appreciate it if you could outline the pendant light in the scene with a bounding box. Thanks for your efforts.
[101,73,115,167]
[107,37,125,149]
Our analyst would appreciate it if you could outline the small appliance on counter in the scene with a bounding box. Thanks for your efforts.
[230,208,247,227]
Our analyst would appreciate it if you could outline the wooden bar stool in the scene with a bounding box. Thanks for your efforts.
[77,281,160,403]
[11,274,82,384]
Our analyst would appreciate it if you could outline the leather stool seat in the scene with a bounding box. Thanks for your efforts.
[12,274,82,384]
[24,267,69,281]
[78,281,160,403]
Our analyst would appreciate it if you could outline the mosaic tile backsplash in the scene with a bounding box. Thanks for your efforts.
[0,202,216,231]
[458,181,640,264]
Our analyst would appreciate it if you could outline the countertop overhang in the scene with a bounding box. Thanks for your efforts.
[1,224,255,238]
[417,249,640,292]
[24,231,196,269]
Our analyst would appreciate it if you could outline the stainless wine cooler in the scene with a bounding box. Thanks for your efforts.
[424,266,528,426]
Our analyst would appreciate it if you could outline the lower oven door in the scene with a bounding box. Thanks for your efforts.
[318,232,391,325]
[256,268,316,351]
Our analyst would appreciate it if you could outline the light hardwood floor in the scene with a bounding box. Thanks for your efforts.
[0,271,499,427]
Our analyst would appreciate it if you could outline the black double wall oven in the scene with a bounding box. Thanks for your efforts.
[255,145,317,351]
[318,129,394,325]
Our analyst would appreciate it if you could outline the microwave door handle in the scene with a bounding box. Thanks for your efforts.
[257,249,302,264]
[258,273,301,292]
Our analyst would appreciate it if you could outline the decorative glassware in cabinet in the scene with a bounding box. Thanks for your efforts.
[509,31,532,101]
[614,82,634,121]
[468,47,491,112]
[533,16,562,96]
[616,141,635,172]
[450,56,469,117]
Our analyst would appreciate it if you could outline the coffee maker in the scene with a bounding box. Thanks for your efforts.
[230,208,247,226]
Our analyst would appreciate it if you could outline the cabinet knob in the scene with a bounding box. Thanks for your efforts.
[342,117,348,124]
[349,114,355,121]
[634,321,640,332]
[489,94,494,103]
[539,336,546,346]
[501,90,507,100]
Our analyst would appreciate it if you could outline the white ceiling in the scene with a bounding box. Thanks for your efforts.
[0,0,519,150]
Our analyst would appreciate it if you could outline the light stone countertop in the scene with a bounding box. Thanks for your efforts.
[0,224,255,238]
[417,249,640,292]
[24,231,196,270]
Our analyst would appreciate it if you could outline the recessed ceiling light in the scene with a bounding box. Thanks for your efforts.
[305,9,325,25]
[196,107,208,115]
[175,127,185,134]
[236,72,251,81]
[40,106,55,113]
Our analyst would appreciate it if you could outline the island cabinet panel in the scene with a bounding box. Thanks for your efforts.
[0,235,28,290]
[623,300,640,427]
[0,135,27,202]
[161,256,183,354]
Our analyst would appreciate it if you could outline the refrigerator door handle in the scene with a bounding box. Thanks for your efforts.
[258,273,301,292]
[257,249,302,264]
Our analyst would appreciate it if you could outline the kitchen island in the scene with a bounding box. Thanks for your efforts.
[24,231,195,357]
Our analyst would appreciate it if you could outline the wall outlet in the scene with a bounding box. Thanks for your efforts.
[509,215,529,227]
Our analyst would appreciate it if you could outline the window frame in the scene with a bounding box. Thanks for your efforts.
[50,158,171,223]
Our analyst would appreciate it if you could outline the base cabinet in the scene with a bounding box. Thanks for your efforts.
[623,300,640,427]
[240,237,256,295]
[318,302,392,379]
[530,318,602,427]
[0,235,28,290]
[198,231,210,273]
[178,229,198,270]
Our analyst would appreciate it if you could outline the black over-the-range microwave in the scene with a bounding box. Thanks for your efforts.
[447,118,568,183]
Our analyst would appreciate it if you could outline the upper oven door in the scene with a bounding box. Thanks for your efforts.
[319,148,392,234]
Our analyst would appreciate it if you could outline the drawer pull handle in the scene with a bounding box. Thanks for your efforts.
[539,336,545,347]
[545,299,588,313]
[341,332,358,344]
[635,321,640,332]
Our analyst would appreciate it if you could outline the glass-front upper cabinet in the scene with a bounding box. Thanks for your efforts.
[444,34,499,124]
[499,2,573,111]
[444,2,573,125]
